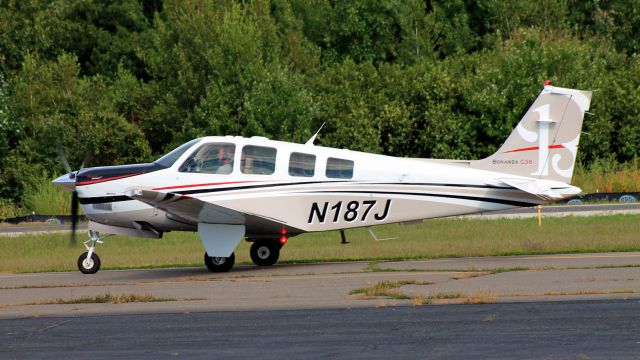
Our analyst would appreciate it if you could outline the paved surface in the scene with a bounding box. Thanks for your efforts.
[3,253,640,359]
[2,300,640,359]
[0,223,88,236]
[467,202,640,218]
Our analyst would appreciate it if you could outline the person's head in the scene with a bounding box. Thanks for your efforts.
[218,146,231,163]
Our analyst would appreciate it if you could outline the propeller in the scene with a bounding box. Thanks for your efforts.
[70,190,78,246]
[57,147,72,174]
[57,146,81,246]
[81,143,94,169]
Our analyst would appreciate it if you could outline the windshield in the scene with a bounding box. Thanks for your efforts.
[154,138,202,168]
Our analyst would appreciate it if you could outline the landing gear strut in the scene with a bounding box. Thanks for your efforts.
[250,240,282,266]
[77,230,103,274]
[204,252,235,272]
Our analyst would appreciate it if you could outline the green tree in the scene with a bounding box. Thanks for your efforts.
[5,53,151,202]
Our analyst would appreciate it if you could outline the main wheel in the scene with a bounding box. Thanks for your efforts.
[250,241,280,266]
[204,252,235,272]
[77,252,101,274]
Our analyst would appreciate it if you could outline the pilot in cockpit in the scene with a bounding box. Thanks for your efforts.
[216,146,233,174]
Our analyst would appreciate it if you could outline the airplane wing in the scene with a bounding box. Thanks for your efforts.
[125,188,296,235]
[125,189,246,225]
[497,178,562,201]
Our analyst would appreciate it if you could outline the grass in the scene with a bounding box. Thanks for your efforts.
[412,294,429,306]
[426,291,464,299]
[25,293,176,305]
[0,214,639,273]
[349,280,428,299]
[350,281,462,303]
[463,292,498,304]
[489,267,531,274]
[450,272,488,280]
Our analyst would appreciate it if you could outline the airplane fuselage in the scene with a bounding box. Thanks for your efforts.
[57,135,579,239]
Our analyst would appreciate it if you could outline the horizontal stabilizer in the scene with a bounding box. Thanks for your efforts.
[497,178,562,201]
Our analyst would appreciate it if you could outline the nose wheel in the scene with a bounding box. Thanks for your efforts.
[250,240,281,266]
[77,230,104,274]
[78,252,101,274]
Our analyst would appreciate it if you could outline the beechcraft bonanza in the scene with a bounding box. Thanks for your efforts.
[54,81,591,274]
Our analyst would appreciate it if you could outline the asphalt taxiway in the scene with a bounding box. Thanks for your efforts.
[2,252,640,359]
[3,300,640,360]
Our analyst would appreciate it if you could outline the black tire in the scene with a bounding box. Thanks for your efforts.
[204,252,235,272]
[77,252,101,274]
[250,241,281,266]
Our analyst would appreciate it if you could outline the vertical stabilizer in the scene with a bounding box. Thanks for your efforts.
[471,82,592,184]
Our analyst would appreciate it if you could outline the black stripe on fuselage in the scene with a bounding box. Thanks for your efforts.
[77,181,523,205]
[307,190,536,207]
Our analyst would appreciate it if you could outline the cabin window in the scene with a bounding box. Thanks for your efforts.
[289,152,316,177]
[326,157,354,179]
[241,145,277,175]
[178,143,235,174]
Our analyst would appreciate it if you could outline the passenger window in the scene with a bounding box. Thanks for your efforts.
[289,152,316,177]
[179,143,235,174]
[241,145,277,175]
[326,157,354,179]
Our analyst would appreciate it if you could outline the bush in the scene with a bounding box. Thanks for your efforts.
[21,173,73,215]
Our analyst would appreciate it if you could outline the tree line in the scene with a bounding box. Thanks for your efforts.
[1,0,640,204]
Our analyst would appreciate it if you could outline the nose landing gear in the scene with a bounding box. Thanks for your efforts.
[77,230,104,274]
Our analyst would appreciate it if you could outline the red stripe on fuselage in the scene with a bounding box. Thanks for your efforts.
[503,144,565,154]
[75,172,143,186]
[152,181,261,191]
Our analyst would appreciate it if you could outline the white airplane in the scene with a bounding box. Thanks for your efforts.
[54,81,591,274]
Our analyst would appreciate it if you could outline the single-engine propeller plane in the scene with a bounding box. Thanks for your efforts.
[54,82,592,274]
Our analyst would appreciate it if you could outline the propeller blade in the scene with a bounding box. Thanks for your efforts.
[81,144,94,169]
[57,146,72,174]
[70,191,78,246]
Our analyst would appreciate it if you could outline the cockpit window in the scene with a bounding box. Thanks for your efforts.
[155,138,202,168]
[179,143,235,174]
[326,157,354,179]
[241,145,277,175]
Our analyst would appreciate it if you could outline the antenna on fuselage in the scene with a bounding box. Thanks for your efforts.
[305,122,325,146]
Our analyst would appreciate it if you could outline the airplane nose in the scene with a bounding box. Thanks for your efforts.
[53,172,76,192]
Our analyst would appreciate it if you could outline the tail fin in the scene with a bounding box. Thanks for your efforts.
[471,82,592,184]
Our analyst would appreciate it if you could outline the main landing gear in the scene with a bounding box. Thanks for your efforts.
[77,230,104,274]
[204,252,235,272]
[202,238,285,273]
[250,240,283,267]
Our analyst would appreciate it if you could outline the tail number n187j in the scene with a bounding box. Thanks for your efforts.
[308,199,392,224]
